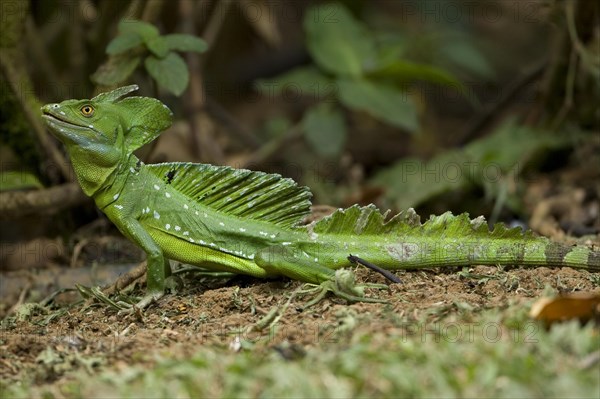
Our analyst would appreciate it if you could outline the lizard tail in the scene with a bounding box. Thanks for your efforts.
[310,206,600,272]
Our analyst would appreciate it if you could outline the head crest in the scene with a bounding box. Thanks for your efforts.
[92,85,173,153]
[91,85,139,103]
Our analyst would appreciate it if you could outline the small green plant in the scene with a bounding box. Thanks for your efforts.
[0,170,43,191]
[256,2,469,158]
[371,119,572,213]
[92,19,207,96]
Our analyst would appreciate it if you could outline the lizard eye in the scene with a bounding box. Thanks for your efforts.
[80,105,94,117]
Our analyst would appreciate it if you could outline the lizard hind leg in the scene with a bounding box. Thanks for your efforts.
[298,269,389,308]
[255,245,388,307]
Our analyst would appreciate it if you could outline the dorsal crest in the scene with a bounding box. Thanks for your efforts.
[147,162,312,229]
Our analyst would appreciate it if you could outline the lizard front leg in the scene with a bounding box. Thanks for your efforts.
[114,217,172,309]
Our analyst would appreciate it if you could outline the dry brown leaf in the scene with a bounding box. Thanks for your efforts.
[529,292,600,324]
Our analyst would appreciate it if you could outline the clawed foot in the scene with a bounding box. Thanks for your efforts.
[76,284,164,314]
[298,269,389,308]
[117,291,164,316]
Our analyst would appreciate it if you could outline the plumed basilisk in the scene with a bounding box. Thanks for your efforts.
[41,85,600,310]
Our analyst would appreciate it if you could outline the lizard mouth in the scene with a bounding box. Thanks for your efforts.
[41,110,98,145]
[41,110,88,128]
[41,104,101,132]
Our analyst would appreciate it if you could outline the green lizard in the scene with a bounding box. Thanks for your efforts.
[41,85,599,308]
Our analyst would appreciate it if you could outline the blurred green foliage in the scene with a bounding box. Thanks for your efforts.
[92,19,207,96]
[3,308,599,398]
[1,0,597,218]
[257,2,472,158]
[372,119,572,213]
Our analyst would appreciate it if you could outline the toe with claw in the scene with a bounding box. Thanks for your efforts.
[299,269,389,308]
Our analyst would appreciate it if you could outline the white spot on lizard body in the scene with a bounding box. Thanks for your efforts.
[175,226,181,231]
[386,243,420,261]
[239,228,246,232]
[165,192,171,198]
[306,221,319,240]
[153,211,160,219]
[470,216,486,230]
[165,224,171,230]
[114,205,123,210]
[153,184,160,190]
[113,193,119,200]
[184,204,189,209]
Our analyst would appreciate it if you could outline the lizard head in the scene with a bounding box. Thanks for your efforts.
[42,97,122,148]
[41,85,173,196]
[42,85,173,153]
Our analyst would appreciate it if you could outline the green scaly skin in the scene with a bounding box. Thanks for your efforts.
[41,86,600,309]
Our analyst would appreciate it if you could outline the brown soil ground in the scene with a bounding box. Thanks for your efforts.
[2,263,598,385]
[2,167,599,387]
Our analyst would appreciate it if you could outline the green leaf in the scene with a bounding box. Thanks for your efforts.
[118,19,159,42]
[255,66,334,99]
[146,36,169,58]
[337,78,418,132]
[371,151,467,210]
[369,60,466,94]
[302,103,347,158]
[91,53,141,85]
[106,32,143,55]
[464,118,569,172]
[144,52,189,96]
[163,34,208,53]
[304,3,376,78]
[439,40,494,79]
[262,116,292,139]
[371,119,573,210]
[464,119,570,200]
[374,32,409,66]
[0,171,43,191]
